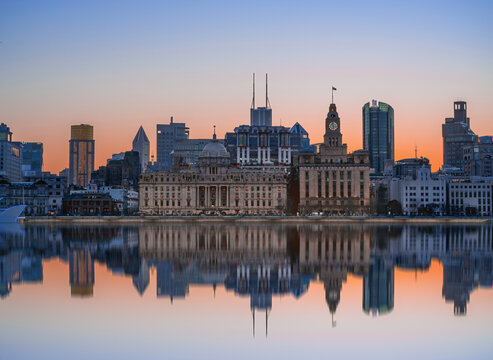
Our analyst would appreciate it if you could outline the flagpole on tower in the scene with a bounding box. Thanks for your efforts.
[331,86,337,104]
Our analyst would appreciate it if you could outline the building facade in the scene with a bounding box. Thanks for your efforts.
[0,179,50,216]
[442,101,478,169]
[21,142,43,176]
[447,178,492,216]
[463,135,493,177]
[132,126,150,172]
[363,100,394,175]
[156,117,189,170]
[0,123,22,182]
[139,134,289,215]
[298,103,372,215]
[62,192,117,216]
[69,124,95,187]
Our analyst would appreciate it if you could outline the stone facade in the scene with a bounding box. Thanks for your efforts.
[298,103,372,214]
[139,134,289,215]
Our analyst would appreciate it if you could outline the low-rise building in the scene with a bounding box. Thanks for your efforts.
[62,193,117,216]
[0,179,50,216]
[447,178,492,216]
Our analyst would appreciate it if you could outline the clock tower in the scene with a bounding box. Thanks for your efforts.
[323,103,342,147]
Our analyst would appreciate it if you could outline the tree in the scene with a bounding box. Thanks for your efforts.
[386,200,402,216]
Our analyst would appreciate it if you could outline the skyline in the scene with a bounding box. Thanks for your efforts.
[1,0,493,173]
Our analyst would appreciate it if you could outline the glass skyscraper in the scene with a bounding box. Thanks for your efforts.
[363,100,394,175]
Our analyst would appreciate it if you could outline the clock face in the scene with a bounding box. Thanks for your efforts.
[329,121,338,131]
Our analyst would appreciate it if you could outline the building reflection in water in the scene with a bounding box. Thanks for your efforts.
[69,248,94,297]
[0,222,492,320]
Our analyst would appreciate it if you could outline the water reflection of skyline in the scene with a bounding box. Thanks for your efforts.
[1,223,492,320]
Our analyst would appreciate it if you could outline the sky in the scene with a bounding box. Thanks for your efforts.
[1,0,492,173]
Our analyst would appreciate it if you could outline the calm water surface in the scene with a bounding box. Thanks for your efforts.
[1,222,492,360]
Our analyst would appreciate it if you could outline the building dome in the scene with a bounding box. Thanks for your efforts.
[199,141,229,158]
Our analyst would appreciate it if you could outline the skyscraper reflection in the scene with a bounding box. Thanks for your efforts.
[0,222,491,320]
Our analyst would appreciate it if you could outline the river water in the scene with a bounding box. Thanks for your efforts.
[1,222,492,359]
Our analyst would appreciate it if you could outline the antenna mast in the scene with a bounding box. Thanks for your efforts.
[266,73,271,109]
[251,73,255,109]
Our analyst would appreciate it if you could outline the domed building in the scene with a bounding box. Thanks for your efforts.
[139,131,289,216]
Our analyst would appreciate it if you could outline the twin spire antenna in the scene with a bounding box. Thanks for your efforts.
[251,73,271,109]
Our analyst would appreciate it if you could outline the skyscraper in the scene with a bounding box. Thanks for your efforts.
[362,100,394,175]
[224,74,312,165]
[250,73,272,126]
[132,126,150,172]
[21,142,43,176]
[156,117,189,170]
[442,101,478,169]
[0,123,22,182]
[69,124,95,187]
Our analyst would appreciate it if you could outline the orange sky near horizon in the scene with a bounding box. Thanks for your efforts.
[11,94,493,174]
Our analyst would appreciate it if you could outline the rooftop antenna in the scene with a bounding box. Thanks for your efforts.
[213,125,216,140]
[266,73,271,109]
[251,73,256,109]
[415,145,418,158]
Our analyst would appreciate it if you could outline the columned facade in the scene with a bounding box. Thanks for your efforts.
[298,103,372,214]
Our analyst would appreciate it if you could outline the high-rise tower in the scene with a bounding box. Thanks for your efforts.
[132,126,150,172]
[362,100,394,175]
[442,101,477,169]
[69,124,95,187]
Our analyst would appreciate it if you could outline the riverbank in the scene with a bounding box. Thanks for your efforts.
[20,215,493,224]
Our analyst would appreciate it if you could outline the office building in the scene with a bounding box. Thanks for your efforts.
[132,126,150,172]
[463,135,493,177]
[69,124,95,187]
[363,100,394,175]
[298,102,372,215]
[91,151,141,188]
[0,123,22,182]
[442,101,478,169]
[21,142,43,176]
[224,75,314,165]
[156,117,189,170]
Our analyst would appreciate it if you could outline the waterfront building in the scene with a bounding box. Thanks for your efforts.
[447,178,492,216]
[442,101,478,169]
[0,179,50,216]
[391,165,447,216]
[21,142,43,176]
[69,124,95,187]
[62,192,117,216]
[132,126,150,172]
[463,135,493,177]
[298,102,372,215]
[0,123,22,182]
[156,117,189,170]
[23,172,67,215]
[139,133,289,215]
[363,100,394,175]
